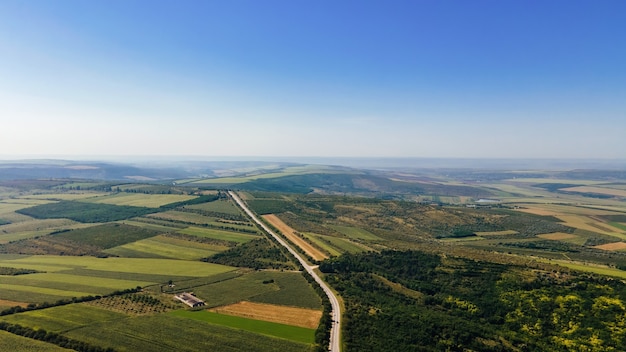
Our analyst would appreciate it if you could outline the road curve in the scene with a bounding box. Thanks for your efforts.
[229,191,341,352]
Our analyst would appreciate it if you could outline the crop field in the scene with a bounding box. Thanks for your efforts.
[1,304,127,333]
[210,301,322,328]
[171,310,316,344]
[0,256,235,278]
[0,330,72,351]
[22,192,106,201]
[17,200,157,223]
[263,214,328,261]
[560,186,626,198]
[537,232,580,241]
[84,193,197,208]
[246,272,322,309]
[0,272,153,294]
[105,235,222,260]
[178,226,259,243]
[186,199,243,215]
[117,219,186,232]
[54,223,160,249]
[593,242,626,251]
[65,314,313,352]
[146,210,215,225]
[328,224,381,240]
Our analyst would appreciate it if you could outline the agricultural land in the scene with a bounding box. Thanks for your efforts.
[1,161,626,351]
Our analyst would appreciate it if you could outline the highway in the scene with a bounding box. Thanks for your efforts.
[229,191,341,352]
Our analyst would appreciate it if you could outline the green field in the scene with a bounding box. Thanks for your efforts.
[179,226,259,243]
[304,232,370,254]
[65,314,313,352]
[146,210,215,225]
[1,304,127,333]
[84,193,197,208]
[54,223,160,249]
[0,330,73,351]
[248,272,322,309]
[328,225,381,240]
[105,235,223,260]
[0,256,235,277]
[171,310,316,344]
[186,199,243,215]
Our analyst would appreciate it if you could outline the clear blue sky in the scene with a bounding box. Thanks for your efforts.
[1,1,624,159]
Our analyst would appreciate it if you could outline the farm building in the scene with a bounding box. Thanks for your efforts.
[174,292,206,308]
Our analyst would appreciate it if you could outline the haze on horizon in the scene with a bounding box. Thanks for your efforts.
[1,1,624,159]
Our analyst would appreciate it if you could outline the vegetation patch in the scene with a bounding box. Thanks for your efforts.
[17,201,156,223]
[85,292,175,315]
[248,272,322,309]
[210,301,322,329]
[204,238,295,270]
[321,250,626,351]
[171,310,316,344]
[0,266,42,275]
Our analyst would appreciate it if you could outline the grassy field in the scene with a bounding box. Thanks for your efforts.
[84,193,197,208]
[0,256,235,277]
[1,304,127,333]
[105,235,223,260]
[22,193,107,201]
[0,330,73,351]
[146,210,215,225]
[171,310,316,344]
[328,224,381,240]
[301,233,342,256]
[186,199,243,215]
[54,223,160,249]
[66,314,313,352]
[303,232,369,254]
[178,226,259,243]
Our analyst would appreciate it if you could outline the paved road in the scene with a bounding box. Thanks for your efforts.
[229,191,341,352]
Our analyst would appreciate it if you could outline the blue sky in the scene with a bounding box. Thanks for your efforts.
[1,1,624,159]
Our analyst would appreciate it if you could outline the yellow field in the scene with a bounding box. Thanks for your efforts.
[561,186,626,198]
[593,242,626,251]
[537,232,579,241]
[209,301,322,329]
[84,193,197,208]
[262,214,328,261]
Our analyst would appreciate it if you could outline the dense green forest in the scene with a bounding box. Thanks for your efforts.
[320,250,626,351]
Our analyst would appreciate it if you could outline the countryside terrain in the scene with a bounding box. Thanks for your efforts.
[1,159,626,351]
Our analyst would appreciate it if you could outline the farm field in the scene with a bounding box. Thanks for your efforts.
[560,185,626,198]
[263,214,328,261]
[171,310,316,344]
[210,301,322,328]
[186,199,243,215]
[104,235,224,260]
[0,330,72,351]
[146,210,216,225]
[178,226,259,243]
[328,224,381,241]
[67,314,314,352]
[83,193,197,208]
